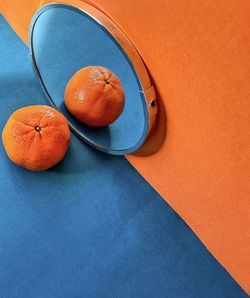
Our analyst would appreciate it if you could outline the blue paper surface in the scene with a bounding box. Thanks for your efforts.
[0,15,247,298]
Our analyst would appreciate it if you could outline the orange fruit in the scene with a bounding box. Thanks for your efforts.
[2,105,70,171]
[64,66,125,127]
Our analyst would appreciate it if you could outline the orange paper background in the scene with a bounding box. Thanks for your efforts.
[0,0,249,293]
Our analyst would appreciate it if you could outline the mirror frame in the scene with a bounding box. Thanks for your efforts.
[29,1,157,155]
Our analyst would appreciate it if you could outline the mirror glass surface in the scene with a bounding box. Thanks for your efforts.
[30,4,149,154]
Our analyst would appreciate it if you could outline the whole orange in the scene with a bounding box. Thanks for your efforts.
[2,105,70,171]
[64,66,125,127]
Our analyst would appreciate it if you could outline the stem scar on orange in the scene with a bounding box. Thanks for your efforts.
[64,66,125,127]
[2,105,71,171]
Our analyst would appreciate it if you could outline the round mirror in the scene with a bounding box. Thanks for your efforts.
[29,2,157,154]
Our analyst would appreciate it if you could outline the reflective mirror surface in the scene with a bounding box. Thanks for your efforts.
[30,3,155,154]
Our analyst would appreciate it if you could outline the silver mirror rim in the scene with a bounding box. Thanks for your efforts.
[29,1,157,155]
